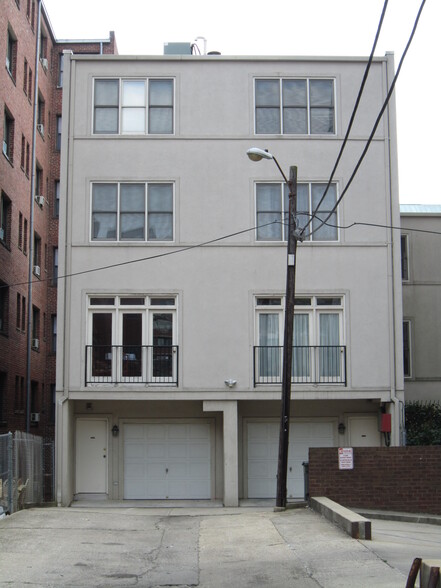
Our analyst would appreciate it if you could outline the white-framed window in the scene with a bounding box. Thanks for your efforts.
[401,234,409,281]
[403,320,412,378]
[91,182,174,242]
[93,78,174,135]
[255,182,338,242]
[255,78,335,135]
[87,295,178,384]
[255,295,345,384]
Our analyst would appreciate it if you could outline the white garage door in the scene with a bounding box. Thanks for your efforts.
[247,421,335,499]
[124,423,211,499]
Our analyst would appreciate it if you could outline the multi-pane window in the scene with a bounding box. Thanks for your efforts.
[91,182,174,242]
[255,296,345,384]
[3,108,15,162]
[93,78,174,134]
[403,320,412,378]
[255,182,338,241]
[401,234,409,281]
[87,295,177,384]
[255,78,335,135]
[6,27,17,80]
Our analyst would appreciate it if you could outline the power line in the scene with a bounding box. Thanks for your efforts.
[301,0,389,235]
[3,215,439,292]
[2,220,279,290]
[304,0,427,241]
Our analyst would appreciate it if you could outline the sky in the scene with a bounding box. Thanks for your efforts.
[42,0,440,205]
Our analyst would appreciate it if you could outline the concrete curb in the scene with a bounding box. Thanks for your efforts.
[354,509,441,527]
[310,496,372,540]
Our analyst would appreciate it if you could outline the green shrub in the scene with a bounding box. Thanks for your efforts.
[405,401,441,445]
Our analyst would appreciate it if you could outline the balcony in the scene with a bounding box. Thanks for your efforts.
[85,345,179,386]
[254,345,347,386]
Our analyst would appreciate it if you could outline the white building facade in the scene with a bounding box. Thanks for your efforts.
[56,52,404,506]
[401,205,441,403]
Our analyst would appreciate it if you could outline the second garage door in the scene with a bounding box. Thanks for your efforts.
[124,423,211,499]
[247,420,335,499]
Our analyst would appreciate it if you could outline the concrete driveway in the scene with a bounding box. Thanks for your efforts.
[0,504,435,587]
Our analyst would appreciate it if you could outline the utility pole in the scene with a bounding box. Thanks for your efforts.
[276,165,298,509]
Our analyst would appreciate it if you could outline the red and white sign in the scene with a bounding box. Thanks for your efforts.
[338,447,354,470]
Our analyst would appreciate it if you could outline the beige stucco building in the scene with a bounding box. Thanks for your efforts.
[56,50,404,506]
[401,205,441,403]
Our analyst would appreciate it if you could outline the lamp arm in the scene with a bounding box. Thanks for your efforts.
[272,156,289,184]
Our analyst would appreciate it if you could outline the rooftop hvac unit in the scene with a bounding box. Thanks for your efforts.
[163,42,192,55]
[37,124,44,135]
[31,412,40,423]
[33,265,41,277]
[32,338,39,350]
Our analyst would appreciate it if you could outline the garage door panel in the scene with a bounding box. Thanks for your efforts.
[168,443,187,459]
[146,426,167,440]
[248,420,335,499]
[124,423,211,499]
[189,442,211,459]
[124,443,145,459]
[146,443,167,458]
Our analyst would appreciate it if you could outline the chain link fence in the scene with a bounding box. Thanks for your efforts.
[0,432,53,514]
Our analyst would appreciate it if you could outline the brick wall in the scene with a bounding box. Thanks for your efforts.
[308,447,441,514]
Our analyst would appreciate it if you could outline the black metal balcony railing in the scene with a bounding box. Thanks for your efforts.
[85,345,178,385]
[254,345,347,386]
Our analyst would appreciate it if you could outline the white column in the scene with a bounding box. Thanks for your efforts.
[203,400,239,507]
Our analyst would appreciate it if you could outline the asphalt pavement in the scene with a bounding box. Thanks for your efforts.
[0,504,439,587]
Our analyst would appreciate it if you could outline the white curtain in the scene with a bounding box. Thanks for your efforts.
[292,314,309,378]
[319,313,340,378]
[259,314,280,378]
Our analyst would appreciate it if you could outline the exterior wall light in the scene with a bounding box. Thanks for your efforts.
[225,379,237,388]
[112,425,119,437]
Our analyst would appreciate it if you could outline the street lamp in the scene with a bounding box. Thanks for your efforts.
[247,147,300,509]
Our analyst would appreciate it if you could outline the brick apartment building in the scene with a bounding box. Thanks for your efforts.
[0,0,117,453]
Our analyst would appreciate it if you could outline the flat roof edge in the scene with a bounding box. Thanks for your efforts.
[68,53,390,62]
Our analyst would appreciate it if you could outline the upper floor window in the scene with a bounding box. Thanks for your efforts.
[401,234,409,281]
[3,108,15,162]
[255,182,338,242]
[6,27,17,80]
[0,191,11,247]
[54,180,60,217]
[91,182,174,242]
[93,78,174,135]
[37,95,45,134]
[403,320,411,378]
[56,116,62,150]
[58,53,64,86]
[255,295,345,385]
[87,295,178,385]
[0,281,8,335]
[255,78,335,135]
